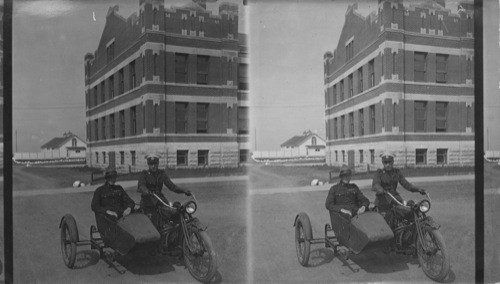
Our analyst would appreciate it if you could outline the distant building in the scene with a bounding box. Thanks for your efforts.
[40,131,87,158]
[324,0,474,169]
[280,130,326,157]
[84,0,249,171]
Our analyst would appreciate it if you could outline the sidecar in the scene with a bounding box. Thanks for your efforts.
[59,212,161,271]
[294,210,394,268]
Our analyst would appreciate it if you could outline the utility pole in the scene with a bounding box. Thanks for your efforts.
[15,129,18,152]
[254,128,257,151]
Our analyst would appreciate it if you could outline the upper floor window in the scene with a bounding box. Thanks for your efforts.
[348,74,353,98]
[238,63,248,90]
[349,112,354,137]
[197,55,209,85]
[119,69,124,94]
[110,114,115,139]
[197,103,209,133]
[153,54,158,76]
[153,8,158,25]
[130,106,137,135]
[436,102,448,132]
[368,59,375,88]
[359,109,364,136]
[109,75,115,98]
[129,60,136,89]
[436,54,448,83]
[340,80,344,101]
[311,137,317,145]
[414,101,427,132]
[175,53,189,83]
[71,138,77,147]
[238,106,249,134]
[358,67,363,93]
[119,110,125,137]
[340,115,345,138]
[414,52,427,82]
[369,105,375,134]
[175,102,188,133]
[345,40,354,61]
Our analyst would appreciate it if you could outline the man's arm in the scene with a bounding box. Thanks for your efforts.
[371,171,385,194]
[354,185,370,208]
[397,170,420,192]
[325,187,343,212]
[162,172,186,194]
[91,188,107,215]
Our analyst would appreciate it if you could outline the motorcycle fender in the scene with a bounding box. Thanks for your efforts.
[187,217,207,231]
[421,216,440,230]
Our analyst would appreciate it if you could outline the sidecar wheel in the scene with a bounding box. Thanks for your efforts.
[294,212,312,266]
[183,229,217,283]
[417,228,450,282]
[60,214,79,268]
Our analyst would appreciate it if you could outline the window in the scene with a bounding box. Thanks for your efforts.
[358,67,363,93]
[341,115,345,138]
[359,150,364,163]
[414,52,427,82]
[94,119,99,141]
[311,137,317,145]
[238,107,249,134]
[109,75,114,99]
[393,103,397,127]
[346,41,354,61]
[240,149,249,163]
[197,103,209,133]
[119,110,125,137]
[348,74,353,98]
[340,80,344,101]
[370,149,375,164]
[175,102,188,133]
[467,105,472,129]
[153,54,158,76]
[153,8,157,25]
[436,102,447,132]
[369,105,375,134]
[103,152,106,164]
[198,150,209,166]
[96,152,99,163]
[177,150,188,166]
[130,60,136,89]
[333,84,337,105]
[110,114,115,139]
[72,138,77,147]
[333,118,338,139]
[191,14,196,31]
[342,150,345,162]
[119,69,124,94]
[197,55,209,84]
[437,149,448,165]
[416,149,427,165]
[131,106,137,135]
[414,101,427,132]
[131,151,136,166]
[335,150,338,162]
[349,112,354,137]
[359,109,364,136]
[368,59,375,88]
[102,117,106,140]
[436,54,447,83]
[175,53,188,83]
[93,86,97,106]
[200,18,204,34]
[100,82,105,103]
[238,63,248,90]
[119,151,124,165]
[392,52,396,75]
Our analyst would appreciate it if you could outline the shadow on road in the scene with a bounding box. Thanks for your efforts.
[115,249,178,275]
[307,248,335,267]
[73,250,100,269]
[348,251,411,274]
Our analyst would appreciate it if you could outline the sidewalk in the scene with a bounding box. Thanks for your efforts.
[249,174,476,195]
[13,175,249,197]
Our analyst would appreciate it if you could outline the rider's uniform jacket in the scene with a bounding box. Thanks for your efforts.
[371,168,421,206]
[137,170,185,209]
[325,181,370,216]
[91,182,135,217]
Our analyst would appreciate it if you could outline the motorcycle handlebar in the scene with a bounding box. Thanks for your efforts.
[151,192,197,209]
[384,191,431,207]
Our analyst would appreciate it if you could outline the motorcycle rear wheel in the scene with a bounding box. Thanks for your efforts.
[416,227,450,282]
[294,213,312,266]
[183,229,217,283]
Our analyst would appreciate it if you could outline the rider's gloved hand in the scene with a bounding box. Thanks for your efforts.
[340,209,352,217]
[357,206,366,215]
[123,207,131,217]
[184,190,192,196]
[418,188,427,195]
[106,210,118,218]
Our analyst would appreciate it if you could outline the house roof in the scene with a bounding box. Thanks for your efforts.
[41,133,84,149]
[280,131,324,148]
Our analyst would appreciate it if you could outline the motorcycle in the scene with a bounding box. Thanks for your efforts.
[149,192,218,283]
[382,191,450,282]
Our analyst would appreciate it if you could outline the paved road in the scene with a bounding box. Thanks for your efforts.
[13,180,248,283]
[249,178,476,283]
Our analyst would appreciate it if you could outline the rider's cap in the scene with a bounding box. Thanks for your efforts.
[339,165,352,177]
[145,153,160,164]
[104,168,117,179]
[380,151,395,162]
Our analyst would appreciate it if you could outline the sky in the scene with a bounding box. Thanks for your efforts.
[12,0,245,152]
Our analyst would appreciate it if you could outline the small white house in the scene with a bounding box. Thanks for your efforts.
[280,130,326,157]
[40,131,86,158]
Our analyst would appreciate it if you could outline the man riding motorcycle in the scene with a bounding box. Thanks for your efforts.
[372,152,426,227]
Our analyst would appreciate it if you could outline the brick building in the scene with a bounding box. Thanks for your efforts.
[324,0,474,170]
[84,0,249,171]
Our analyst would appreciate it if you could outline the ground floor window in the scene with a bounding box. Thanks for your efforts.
[96,152,99,163]
[198,150,209,166]
[370,149,374,164]
[131,151,136,166]
[103,152,106,164]
[120,151,125,165]
[239,150,249,163]
[75,150,80,153]
[342,150,345,162]
[437,148,448,165]
[335,151,338,162]
[416,149,427,165]
[177,150,188,166]
[359,150,364,163]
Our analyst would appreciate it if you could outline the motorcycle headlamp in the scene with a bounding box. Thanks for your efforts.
[185,201,197,214]
[419,200,431,213]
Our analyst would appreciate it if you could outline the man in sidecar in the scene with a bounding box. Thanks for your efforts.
[325,166,370,219]
[372,152,426,227]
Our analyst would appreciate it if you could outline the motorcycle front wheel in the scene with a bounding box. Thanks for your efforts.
[416,227,450,282]
[183,229,217,283]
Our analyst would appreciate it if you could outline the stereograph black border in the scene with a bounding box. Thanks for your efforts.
[0,0,489,283]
